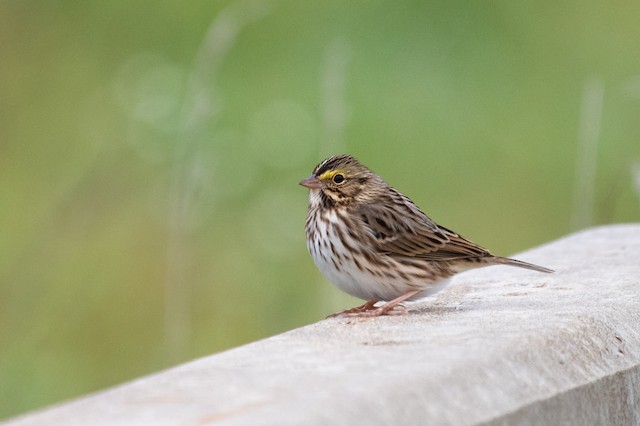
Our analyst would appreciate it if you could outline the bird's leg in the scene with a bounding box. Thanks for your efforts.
[329,290,421,318]
[371,290,420,316]
[326,300,377,318]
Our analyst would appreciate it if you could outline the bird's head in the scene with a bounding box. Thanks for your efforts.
[299,154,382,206]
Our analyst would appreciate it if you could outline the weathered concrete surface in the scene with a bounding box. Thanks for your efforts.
[4,224,640,426]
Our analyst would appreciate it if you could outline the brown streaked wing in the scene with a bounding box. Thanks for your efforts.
[355,199,493,261]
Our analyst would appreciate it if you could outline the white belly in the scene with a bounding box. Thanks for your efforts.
[307,210,449,301]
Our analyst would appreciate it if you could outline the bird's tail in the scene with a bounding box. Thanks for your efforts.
[494,257,554,273]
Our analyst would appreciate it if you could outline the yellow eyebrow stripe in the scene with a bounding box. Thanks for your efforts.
[318,170,344,180]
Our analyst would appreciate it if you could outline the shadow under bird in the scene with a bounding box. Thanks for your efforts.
[300,154,553,318]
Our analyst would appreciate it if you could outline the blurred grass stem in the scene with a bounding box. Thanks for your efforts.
[320,39,350,156]
[165,0,269,363]
[571,77,604,231]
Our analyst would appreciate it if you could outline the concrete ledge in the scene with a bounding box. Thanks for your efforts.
[5,224,640,425]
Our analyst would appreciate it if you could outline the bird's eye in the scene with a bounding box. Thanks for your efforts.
[333,174,345,184]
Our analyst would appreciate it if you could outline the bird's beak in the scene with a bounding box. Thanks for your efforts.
[299,175,323,189]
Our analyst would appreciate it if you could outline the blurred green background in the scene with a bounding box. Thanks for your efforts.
[1,0,639,420]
